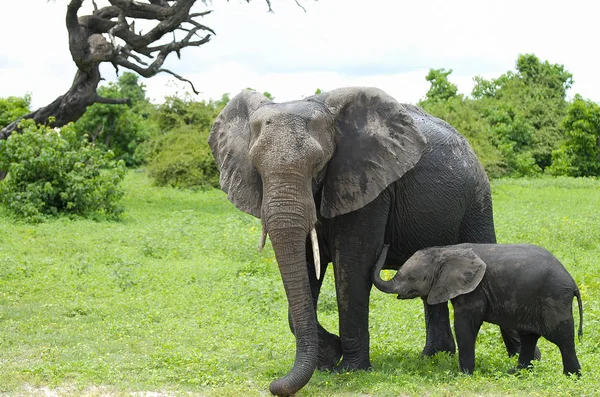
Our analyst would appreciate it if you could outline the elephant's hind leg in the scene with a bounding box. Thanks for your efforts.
[559,343,581,376]
[546,318,581,376]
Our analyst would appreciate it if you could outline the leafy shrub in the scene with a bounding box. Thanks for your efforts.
[140,94,228,189]
[154,94,225,132]
[0,120,126,222]
[0,94,31,129]
[73,73,157,166]
[420,55,573,178]
[145,125,219,189]
[548,95,600,177]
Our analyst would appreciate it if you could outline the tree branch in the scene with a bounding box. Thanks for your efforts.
[1,0,308,142]
[294,0,306,12]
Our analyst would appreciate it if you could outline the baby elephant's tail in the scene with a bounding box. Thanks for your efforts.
[575,287,583,341]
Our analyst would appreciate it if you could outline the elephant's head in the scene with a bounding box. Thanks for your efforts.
[209,87,427,396]
[373,246,487,305]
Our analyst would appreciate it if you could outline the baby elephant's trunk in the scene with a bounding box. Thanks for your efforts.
[372,245,397,294]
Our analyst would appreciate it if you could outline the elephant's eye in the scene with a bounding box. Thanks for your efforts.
[250,121,261,134]
[408,276,416,282]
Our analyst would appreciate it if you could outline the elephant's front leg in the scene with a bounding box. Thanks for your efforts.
[422,301,456,356]
[332,248,375,371]
[330,194,391,371]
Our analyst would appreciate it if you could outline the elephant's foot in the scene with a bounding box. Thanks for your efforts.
[317,331,342,371]
[421,344,455,357]
[334,358,372,373]
[421,331,456,357]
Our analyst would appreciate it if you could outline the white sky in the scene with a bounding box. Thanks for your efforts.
[0,0,598,109]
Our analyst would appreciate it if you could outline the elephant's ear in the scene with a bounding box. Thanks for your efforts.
[309,87,427,218]
[209,90,272,218]
[427,248,487,305]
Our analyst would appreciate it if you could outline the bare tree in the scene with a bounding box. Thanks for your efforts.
[0,0,285,139]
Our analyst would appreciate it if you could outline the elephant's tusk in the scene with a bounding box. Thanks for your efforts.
[258,221,267,252]
[310,228,321,280]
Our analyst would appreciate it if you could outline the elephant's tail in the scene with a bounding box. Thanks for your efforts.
[575,287,583,341]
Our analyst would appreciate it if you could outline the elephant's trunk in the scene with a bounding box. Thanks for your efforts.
[262,176,319,396]
[257,218,321,281]
[372,245,401,294]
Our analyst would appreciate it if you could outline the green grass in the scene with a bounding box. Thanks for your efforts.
[1,172,599,396]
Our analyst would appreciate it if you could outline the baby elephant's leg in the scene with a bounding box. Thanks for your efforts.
[453,307,484,374]
[517,332,541,370]
[501,328,542,360]
[545,315,581,376]
[558,343,581,376]
[546,324,581,376]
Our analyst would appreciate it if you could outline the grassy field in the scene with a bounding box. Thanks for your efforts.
[1,172,599,396]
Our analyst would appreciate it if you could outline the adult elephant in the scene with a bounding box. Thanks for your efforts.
[209,87,512,396]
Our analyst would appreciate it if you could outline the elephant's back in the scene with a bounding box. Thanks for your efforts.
[468,243,577,287]
[404,104,479,163]
[400,105,487,192]
[385,106,494,266]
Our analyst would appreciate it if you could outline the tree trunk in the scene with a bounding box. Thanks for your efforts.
[0,67,129,140]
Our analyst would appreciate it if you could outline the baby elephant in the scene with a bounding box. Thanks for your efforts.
[373,243,583,375]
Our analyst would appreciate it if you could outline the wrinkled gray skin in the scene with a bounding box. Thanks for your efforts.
[373,243,583,375]
[209,87,510,396]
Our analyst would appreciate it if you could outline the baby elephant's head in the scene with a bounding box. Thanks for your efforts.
[373,246,487,304]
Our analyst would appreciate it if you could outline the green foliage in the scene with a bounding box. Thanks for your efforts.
[422,68,458,103]
[153,93,228,132]
[472,54,572,170]
[73,73,157,166]
[146,125,219,189]
[515,53,573,97]
[142,93,228,189]
[0,94,31,129]
[549,95,600,176]
[0,120,126,222]
[483,101,540,176]
[0,172,599,396]
[420,54,576,178]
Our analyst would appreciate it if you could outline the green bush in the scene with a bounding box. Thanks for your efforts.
[419,55,573,178]
[145,125,219,189]
[548,95,600,177]
[73,73,158,167]
[0,120,126,222]
[0,94,31,129]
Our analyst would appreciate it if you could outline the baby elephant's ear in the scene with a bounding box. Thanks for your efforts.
[427,248,487,305]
